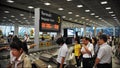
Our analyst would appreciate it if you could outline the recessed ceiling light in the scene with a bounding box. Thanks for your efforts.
[77,5,83,8]
[11,15,15,18]
[20,14,24,16]
[44,2,51,5]
[81,17,85,19]
[75,19,78,22]
[4,11,10,13]
[101,1,108,4]
[68,12,72,14]
[9,19,12,21]
[3,17,7,19]
[90,13,95,15]
[85,10,90,12]
[109,11,114,14]
[69,18,72,20]
[111,14,115,16]
[86,19,89,21]
[98,18,102,19]
[90,20,92,22]
[95,16,99,18]
[62,16,66,18]
[28,6,34,9]
[7,0,14,3]
[106,7,111,10]
[15,19,18,20]
[113,17,116,19]
[58,8,64,10]
[23,18,26,19]
[67,0,72,1]
[75,15,79,17]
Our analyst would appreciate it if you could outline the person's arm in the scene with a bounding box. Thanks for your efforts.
[0,46,7,51]
[29,44,36,48]
[93,58,100,68]
[83,44,91,54]
[60,57,65,68]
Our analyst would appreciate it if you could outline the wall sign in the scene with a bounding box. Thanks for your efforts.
[40,9,61,32]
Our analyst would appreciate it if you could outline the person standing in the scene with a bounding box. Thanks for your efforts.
[93,34,112,68]
[56,37,68,68]
[74,38,82,68]
[81,37,94,68]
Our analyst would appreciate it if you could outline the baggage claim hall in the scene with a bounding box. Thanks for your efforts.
[0,0,120,68]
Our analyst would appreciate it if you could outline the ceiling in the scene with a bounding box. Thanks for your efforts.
[0,0,120,27]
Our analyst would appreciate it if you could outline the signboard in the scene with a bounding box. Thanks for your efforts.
[40,9,61,32]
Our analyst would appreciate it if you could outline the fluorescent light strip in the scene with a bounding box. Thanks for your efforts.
[77,5,83,8]
[106,7,111,10]
[85,10,90,12]
[28,6,34,9]
[44,2,51,5]
[67,0,72,1]
[101,1,108,4]
[7,0,14,3]
[90,13,95,15]
[109,11,114,14]
[62,16,66,18]
[75,15,79,17]
[4,11,10,13]
[58,8,64,10]
[68,12,72,14]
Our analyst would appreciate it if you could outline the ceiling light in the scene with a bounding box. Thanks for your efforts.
[7,0,14,3]
[98,18,102,19]
[85,10,90,12]
[3,17,7,19]
[101,1,108,4]
[111,14,115,16]
[67,0,72,1]
[20,14,24,16]
[90,13,95,15]
[9,19,12,21]
[44,2,51,5]
[105,7,111,10]
[28,6,34,9]
[11,15,15,18]
[77,5,83,8]
[4,11,10,13]
[68,12,72,14]
[95,16,99,18]
[15,19,18,20]
[75,19,78,22]
[75,15,79,17]
[23,18,26,19]
[86,19,89,21]
[113,17,116,19]
[69,18,72,20]
[109,11,114,14]
[90,20,92,22]
[62,16,66,18]
[81,17,85,19]
[58,8,64,10]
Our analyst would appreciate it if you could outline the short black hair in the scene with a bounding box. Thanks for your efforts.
[56,37,65,45]
[83,37,90,41]
[99,34,107,42]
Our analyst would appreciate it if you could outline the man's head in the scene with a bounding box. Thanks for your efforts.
[98,34,107,45]
[82,37,90,45]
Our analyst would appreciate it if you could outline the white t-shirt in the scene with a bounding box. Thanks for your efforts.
[97,43,112,64]
[56,43,68,64]
[81,42,94,58]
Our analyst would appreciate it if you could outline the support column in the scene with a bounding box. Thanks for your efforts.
[34,8,40,51]
[113,27,115,36]
[94,26,97,36]
[83,23,86,36]
[14,24,19,36]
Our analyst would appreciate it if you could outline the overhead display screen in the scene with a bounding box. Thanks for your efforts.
[40,9,61,32]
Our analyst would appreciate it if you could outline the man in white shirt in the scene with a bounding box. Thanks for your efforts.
[56,37,68,68]
[94,34,112,68]
[81,37,94,68]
